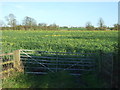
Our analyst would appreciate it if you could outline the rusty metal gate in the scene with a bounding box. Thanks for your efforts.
[20,49,97,76]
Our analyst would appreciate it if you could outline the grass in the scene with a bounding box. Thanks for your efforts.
[2,71,106,88]
[2,71,77,88]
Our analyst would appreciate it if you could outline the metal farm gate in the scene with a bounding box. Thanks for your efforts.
[20,50,97,76]
[1,49,118,87]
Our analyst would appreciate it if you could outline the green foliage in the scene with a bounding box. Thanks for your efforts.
[80,72,107,88]
[39,71,77,88]
[2,71,77,88]
[2,71,107,88]
[2,30,118,54]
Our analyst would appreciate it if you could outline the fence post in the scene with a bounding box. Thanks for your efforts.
[13,50,23,72]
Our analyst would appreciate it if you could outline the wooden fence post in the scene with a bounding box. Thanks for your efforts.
[13,50,24,72]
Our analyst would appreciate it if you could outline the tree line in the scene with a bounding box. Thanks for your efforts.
[0,13,118,30]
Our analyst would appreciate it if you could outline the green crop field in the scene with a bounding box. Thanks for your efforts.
[1,30,118,88]
[1,30,118,54]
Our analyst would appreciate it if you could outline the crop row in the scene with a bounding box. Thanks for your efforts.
[1,30,118,54]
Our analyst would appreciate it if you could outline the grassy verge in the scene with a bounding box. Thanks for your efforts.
[2,71,106,88]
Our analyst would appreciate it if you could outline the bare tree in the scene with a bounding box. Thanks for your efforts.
[5,13,17,27]
[0,20,5,27]
[48,23,59,30]
[22,16,37,30]
[38,23,47,27]
[22,16,37,26]
[38,23,47,30]
[98,17,106,30]
[86,22,94,30]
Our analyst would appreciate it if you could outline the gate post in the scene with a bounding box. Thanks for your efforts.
[13,50,24,72]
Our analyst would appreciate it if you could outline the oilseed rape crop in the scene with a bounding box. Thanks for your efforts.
[1,30,118,54]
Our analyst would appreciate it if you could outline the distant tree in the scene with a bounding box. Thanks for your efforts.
[105,26,114,30]
[38,23,47,27]
[118,24,120,30]
[85,22,94,30]
[95,28,99,30]
[0,20,5,27]
[98,17,106,30]
[60,26,68,30]
[0,20,6,30]
[22,16,37,30]
[63,26,68,28]
[15,25,25,30]
[5,13,17,28]
[114,24,118,30]
[48,23,59,30]
[38,23,47,30]
[22,16,37,26]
